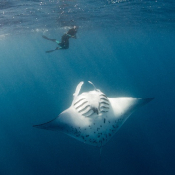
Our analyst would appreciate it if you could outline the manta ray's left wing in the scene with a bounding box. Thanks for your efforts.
[105,97,154,132]
[109,97,153,117]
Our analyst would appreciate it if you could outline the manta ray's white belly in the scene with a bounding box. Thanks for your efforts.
[66,91,123,147]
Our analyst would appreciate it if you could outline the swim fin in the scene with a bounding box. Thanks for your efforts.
[42,35,56,42]
[45,47,60,53]
[45,50,55,53]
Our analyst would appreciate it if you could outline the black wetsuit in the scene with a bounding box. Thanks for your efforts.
[58,28,77,49]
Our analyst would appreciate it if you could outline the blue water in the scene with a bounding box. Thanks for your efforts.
[0,0,175,175]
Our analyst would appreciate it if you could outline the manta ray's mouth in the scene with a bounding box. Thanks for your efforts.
[91,107,99,114]
[73,92,110,117]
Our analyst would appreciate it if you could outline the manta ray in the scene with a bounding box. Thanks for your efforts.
[34,81,153,147]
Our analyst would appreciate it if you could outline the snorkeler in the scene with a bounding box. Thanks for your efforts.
[42,26,78,53]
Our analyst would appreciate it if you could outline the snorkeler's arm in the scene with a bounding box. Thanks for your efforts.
[71,34,77,39]
[66,33,76,39]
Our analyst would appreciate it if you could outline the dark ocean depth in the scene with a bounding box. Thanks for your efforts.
[0,1,175,175]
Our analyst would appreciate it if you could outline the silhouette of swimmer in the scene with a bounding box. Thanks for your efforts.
[42,26,78,53]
